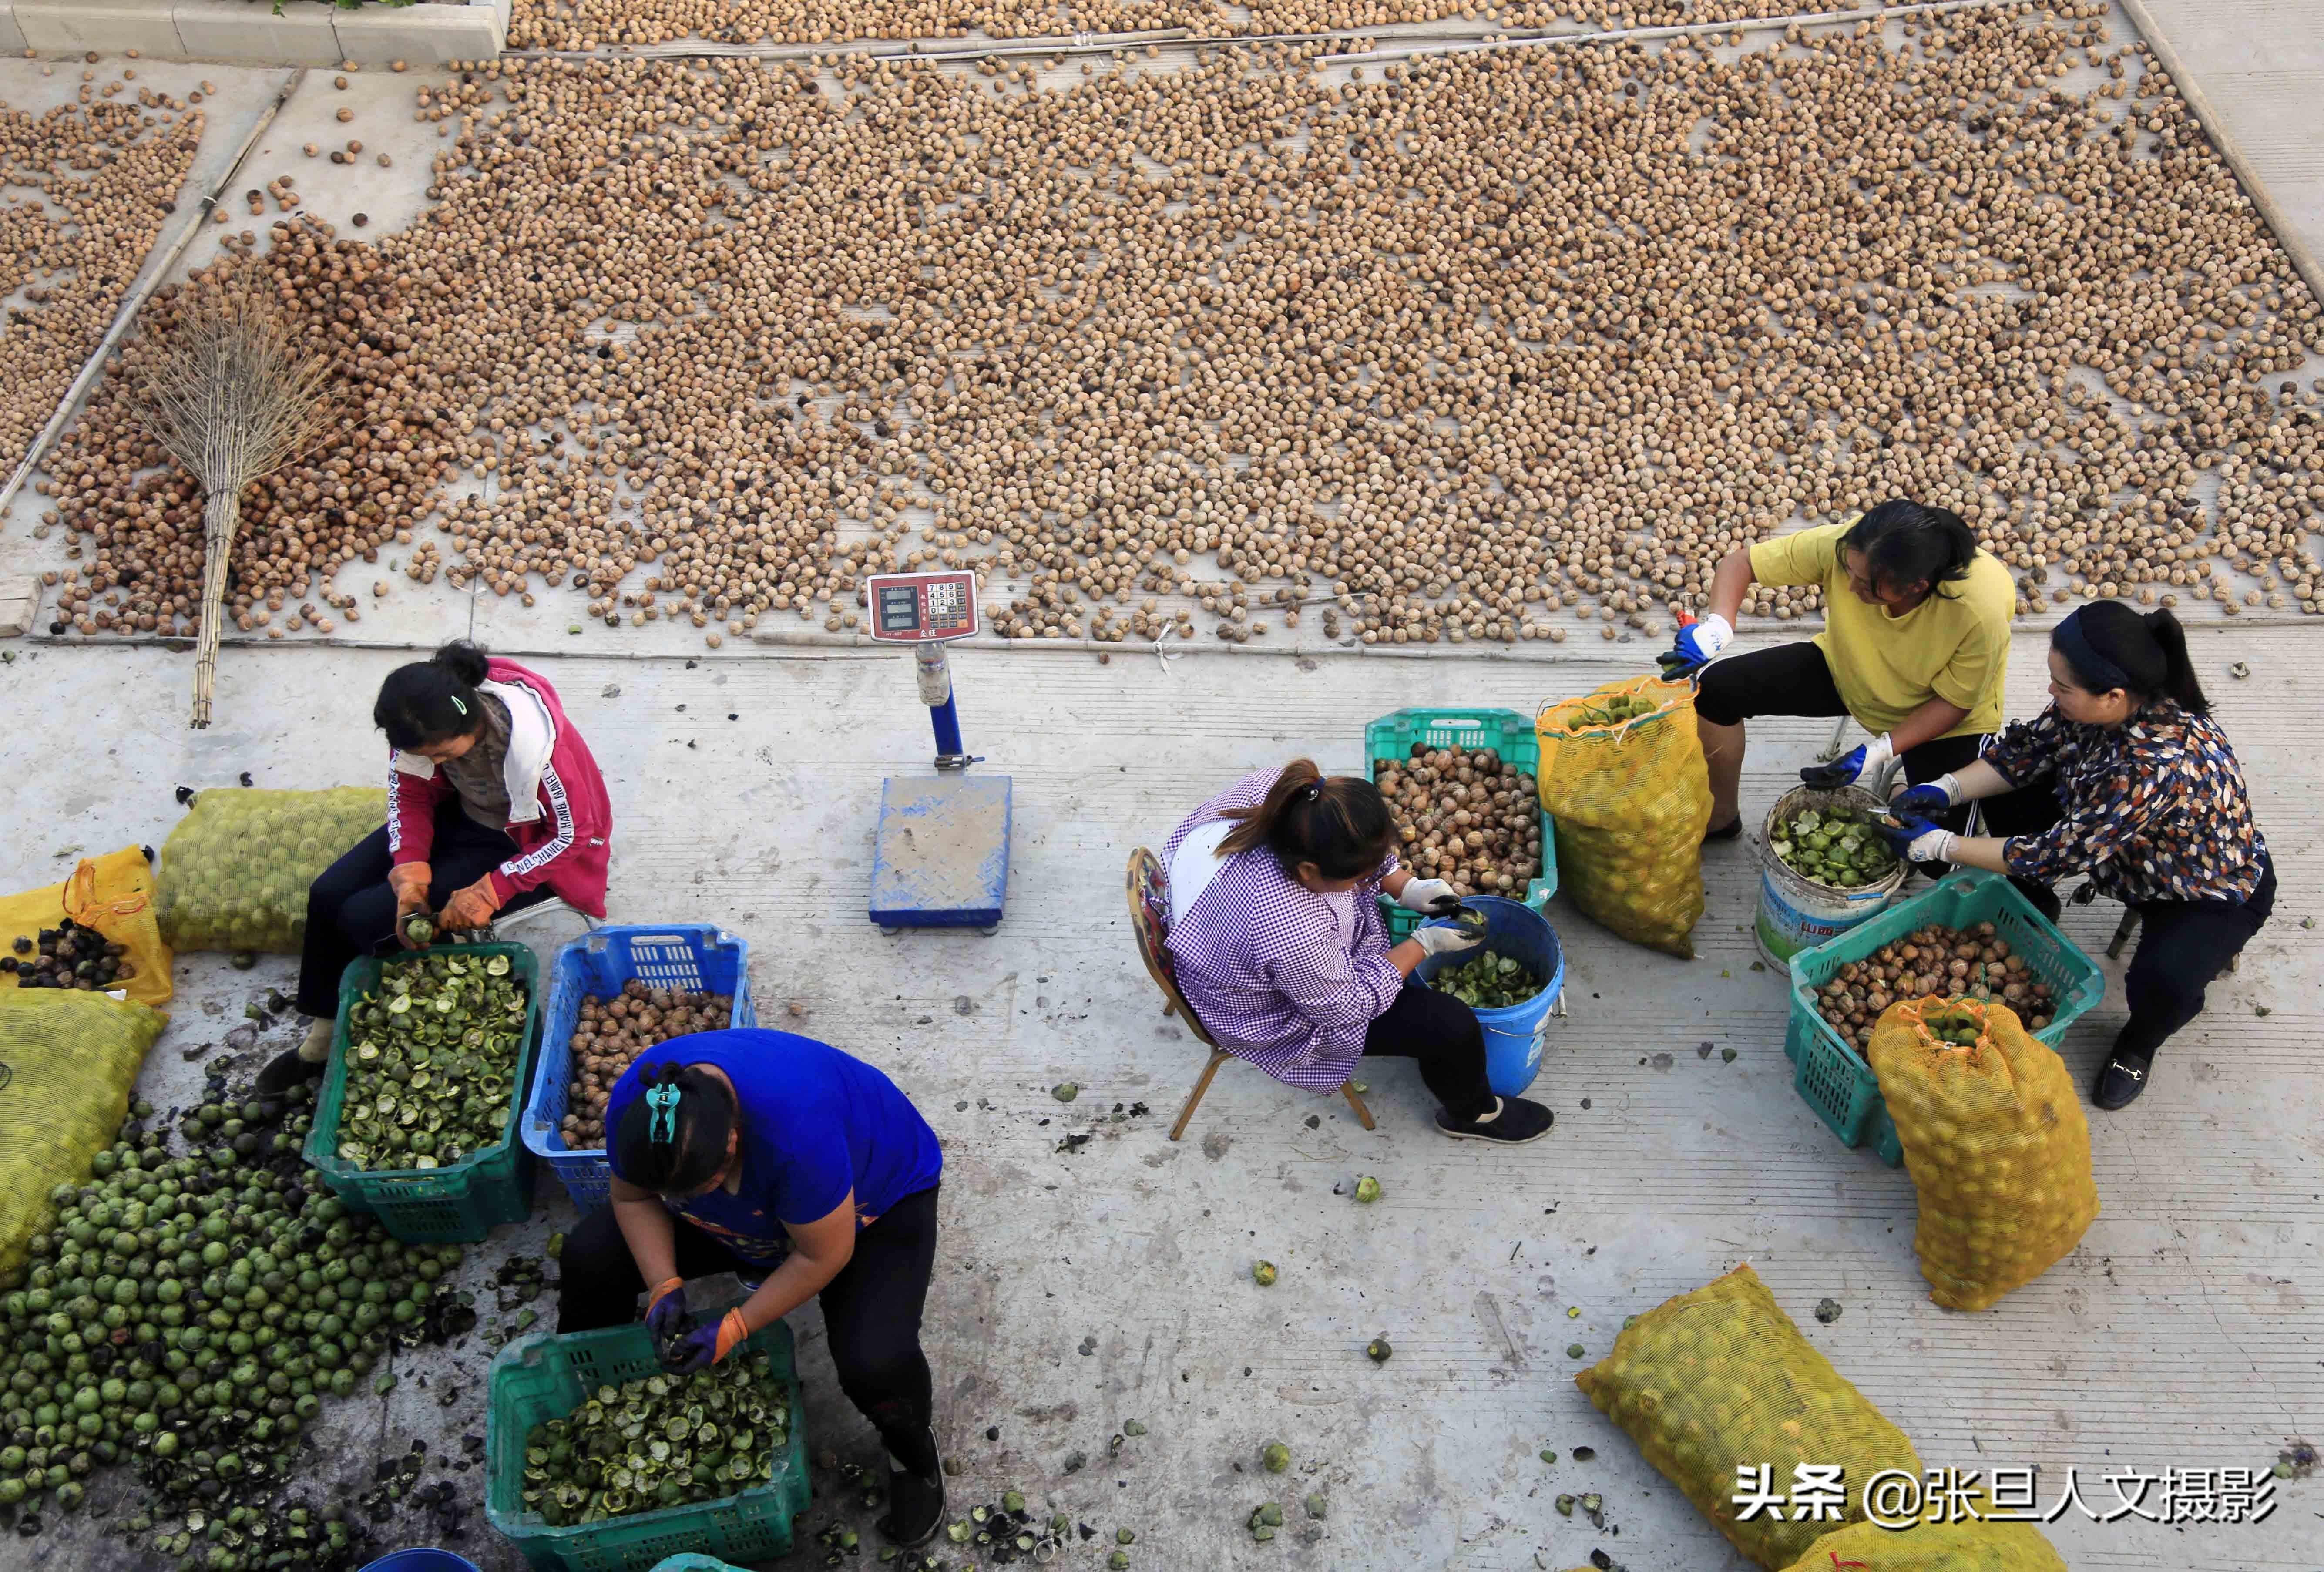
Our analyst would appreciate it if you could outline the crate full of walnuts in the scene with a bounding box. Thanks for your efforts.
[522,925,755,1210]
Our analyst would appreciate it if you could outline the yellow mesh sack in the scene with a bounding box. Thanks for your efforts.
[0,847,173,1008]
[0,990,166,1283]
[1783,1505,2070,1570]
[1575,1264,1923,1569]
[155,786,385,954]
[1867,997,2099,1313]
[1536,676,1711,958]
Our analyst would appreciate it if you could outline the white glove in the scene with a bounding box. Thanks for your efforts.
[1394,876,1460,916]
[1801,731,1895,793]
[1412,921,1484,957]
[1904,826,1960,865]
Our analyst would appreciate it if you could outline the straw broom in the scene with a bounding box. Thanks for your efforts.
[125,275,337,729]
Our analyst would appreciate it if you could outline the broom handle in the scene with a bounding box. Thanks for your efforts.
[190,490,238,730]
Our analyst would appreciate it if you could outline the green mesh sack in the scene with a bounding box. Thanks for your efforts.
[1782,1508,2069,1570]
[0,990,166,1283]
[1575,1265,1924,1569]
[155,786,385,953]
[1868,997,2099,1313]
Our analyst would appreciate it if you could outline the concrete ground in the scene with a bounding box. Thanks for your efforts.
[3,627,2318,1572]
[0,3,2320,1571]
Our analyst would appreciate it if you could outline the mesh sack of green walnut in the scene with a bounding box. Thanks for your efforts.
[156,786,385,953]
[1867,997,2099,1313]
[1781,1501,2069,1571]
[1574,1264,1923,1569]
[1536,676,1710,958]
[0,989,166,1284]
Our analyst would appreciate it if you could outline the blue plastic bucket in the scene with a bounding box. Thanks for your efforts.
[359,1552,481,1572]
[1412,895,1565,1095]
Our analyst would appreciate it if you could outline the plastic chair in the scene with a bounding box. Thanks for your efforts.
[1124,847,1375,1141]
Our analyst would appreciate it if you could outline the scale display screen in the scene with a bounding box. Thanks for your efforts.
[865,571,981,642]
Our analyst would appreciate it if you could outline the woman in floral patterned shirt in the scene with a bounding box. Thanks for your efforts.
[1162,761,1555,1144]
[1881,603,2273,1109]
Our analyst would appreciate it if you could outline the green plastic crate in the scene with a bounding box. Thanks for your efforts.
[304,942,542,1243]
[1363,707,1558,939]
[1783,871,2105,1166]
[487,1320,810,1572]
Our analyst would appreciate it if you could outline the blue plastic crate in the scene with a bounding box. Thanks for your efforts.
[522,925,755,1211]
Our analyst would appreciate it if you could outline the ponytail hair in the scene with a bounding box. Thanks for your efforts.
[374,640,493,750]
[1842,499,1979,600]
[2052,601,2208,715]
[612,1061,739,1195]
[1215,761,1396,881]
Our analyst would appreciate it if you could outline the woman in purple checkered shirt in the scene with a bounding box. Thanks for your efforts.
[1162,761,1555,1143]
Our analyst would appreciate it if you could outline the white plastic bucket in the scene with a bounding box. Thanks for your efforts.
[1753,785,1907,969]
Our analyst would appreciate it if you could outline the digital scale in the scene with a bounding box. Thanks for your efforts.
[864,570,1012,933]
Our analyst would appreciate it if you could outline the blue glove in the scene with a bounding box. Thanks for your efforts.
[1877,811,1958,864]
[1889,777,1959,818]
[1656,613,1731,680]
[1799,732,1895,792]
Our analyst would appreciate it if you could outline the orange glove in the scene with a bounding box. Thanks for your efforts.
[437,876,504,932]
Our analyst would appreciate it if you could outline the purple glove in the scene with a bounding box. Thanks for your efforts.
[672,1309,749,1374]
[644,1277,688,1338]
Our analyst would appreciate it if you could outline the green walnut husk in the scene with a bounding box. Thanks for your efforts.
[1570,694,1658,727]
[1769,805,1898,891]
[1427,948,1541,1010]
[1365,1337,1392,1364]
[1251,1260,1277,1287]
[401,915,436,949]
[521,1353,790,1527]
[1352,1175,1381,1204]
[1261,1441,1290,1473]
[331,951,527,1173]
[0,1086,456,1561]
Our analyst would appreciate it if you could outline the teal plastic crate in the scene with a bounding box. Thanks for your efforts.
[305,942,541,1243]
[487,1320,810,1572]
[1363,707,1558,939]
[1784,871,2105,1166]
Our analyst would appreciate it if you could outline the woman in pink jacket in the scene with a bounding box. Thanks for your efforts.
[258,640,612,1093]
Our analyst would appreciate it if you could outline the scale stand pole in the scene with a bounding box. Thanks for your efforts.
[916,643,979,771]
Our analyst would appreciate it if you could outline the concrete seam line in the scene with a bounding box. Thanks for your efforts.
[1320,0,2015,65]
[0,68,308,545]
[28,609,2309,663]
[2117,0,2324,312]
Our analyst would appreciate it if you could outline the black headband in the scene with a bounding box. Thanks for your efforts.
[2053,608,2134,697]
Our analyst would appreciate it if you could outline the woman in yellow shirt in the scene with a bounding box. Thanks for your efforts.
[1660,500,2019,839]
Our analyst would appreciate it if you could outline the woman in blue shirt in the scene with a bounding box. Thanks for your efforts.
[557,1029,947,1545]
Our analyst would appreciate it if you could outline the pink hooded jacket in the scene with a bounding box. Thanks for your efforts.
[385,658,611,915]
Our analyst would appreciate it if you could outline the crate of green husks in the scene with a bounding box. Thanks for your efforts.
[155,786,384,953]
[306,942,541,1243]
[1785,871,2103,1167]
[487,1320,809,1572]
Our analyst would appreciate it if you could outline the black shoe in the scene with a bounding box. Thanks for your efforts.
[877,1442,946,1547]
[1703,815,1744,844]
[254,1047,326,1097]
[1436,1096,1554,1145]
[2091,1051,2153,1110]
